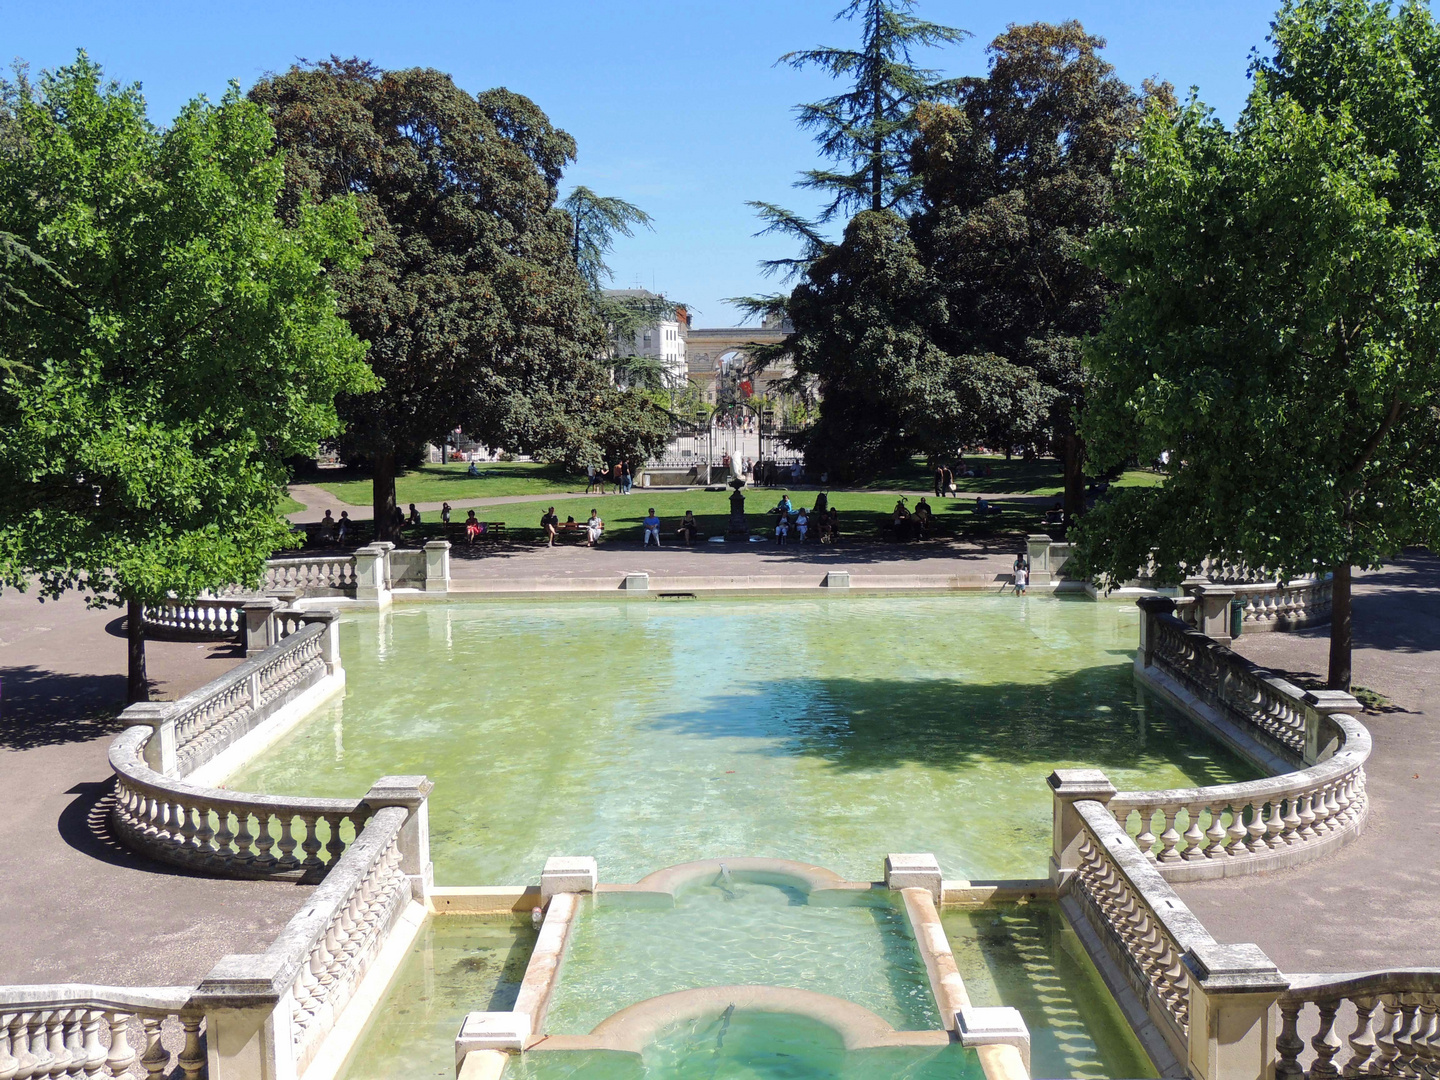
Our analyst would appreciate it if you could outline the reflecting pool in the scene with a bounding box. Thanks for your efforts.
[547,876,937,1034]
[337,916,535,1080]
[944,902,1157,1079]
[230,596,1257,883]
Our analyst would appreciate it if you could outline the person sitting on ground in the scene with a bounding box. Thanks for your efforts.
[974,496,999,516]
[643,508,662,547]
[408,503,421,528]
[468,460,480,476]
[541,506,559,547]
[336,510,351,542]
[441,502,452,525]
[319,509,336,541]
[464,510,483,546]
[774,493,793,517]
[795,507,809,543]
[586,510,604,546]
[775,512,790,545]
[393,505,406,531]
[678,510,699,545]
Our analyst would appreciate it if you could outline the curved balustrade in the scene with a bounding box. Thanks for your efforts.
[1109,715,1369,880]
[1277,971,1440,1079]
[263,557,356,596]
[109,727,368,881]
[1233,578,1332,631]
[0,987,200,1079]
[141,598,246,641]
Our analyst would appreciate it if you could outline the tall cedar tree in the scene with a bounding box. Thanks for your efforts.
[1078,0,1440,689]
[0,56,372,701]
[910,23,1155,517]
[249,60,610,538]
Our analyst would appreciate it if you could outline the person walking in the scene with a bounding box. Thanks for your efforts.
[585,465,596,494]
[642,508,661,547]
[622,462,633,494]
[441,502,452,526]
[934,465,944,497]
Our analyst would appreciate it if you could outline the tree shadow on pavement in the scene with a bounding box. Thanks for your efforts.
[0,666,132,750]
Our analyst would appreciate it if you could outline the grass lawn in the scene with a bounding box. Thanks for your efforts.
[312,461,588,506]
[277,493,306,515]
[860,454,1162,496]
[398,488,1042,546]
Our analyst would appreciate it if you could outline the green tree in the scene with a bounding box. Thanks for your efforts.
[0,55,372,701]
[1077,0,1440,689]
[250,59,607,539]
[775,0,969,222]
[779,210,1053,480]
[910,22,1156,516]
[562,186,653,291]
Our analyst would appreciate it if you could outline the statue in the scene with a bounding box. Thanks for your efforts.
[726,478,749,540]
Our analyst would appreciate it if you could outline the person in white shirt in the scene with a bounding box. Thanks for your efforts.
[1014,564,1028,595]
[796,509,809,543]
[586,510,604,547]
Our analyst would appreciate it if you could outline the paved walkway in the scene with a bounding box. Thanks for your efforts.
[0,590,310,985]
[1173,552,1440,973]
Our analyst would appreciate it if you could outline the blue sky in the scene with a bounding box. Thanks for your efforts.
[5,1,1276,327]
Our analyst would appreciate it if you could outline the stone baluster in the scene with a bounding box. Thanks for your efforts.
[25,1013,52,1080]
[1224,802,1250,855]
[59,1008,83,1078]
[1180,805,1207,861]
[138,1016,166,1080]
[1417,997,1440,1074]
[1392,995,1424,1077]
[1156,808,1183,863]
[1203,803,1229,858]
[1132,806,1158,860]
[177,1017,203,1080]
[1275,1002,1305,1079]
[1375,995,1404,1073]
[231,810,255,868]
[1309,1000,1343,1078]
[77,1011,103,1079]
[275,814,301,872]
[0,1017,15,1080]
[1343,995,1380,1075]
[323,813,347,865]
[297,813,325,874]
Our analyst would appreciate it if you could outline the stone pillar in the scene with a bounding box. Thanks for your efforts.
[540,856,598,902]
[300,609,343,675]
[1026,535,1053,586]
[1047,769,1117,886]
[243,598,281,657]
[1134,596,1177,671]
[123,701,177,775]
[1190,584,1237,647]
[885,854,942,903]
[1184,942,1287,1080]
[621,572,648,592]
[423,541,451,594]
[194,955,296,1080]
[353,545,391,607]
[1301,689,1361,765]
[363,775,435,902]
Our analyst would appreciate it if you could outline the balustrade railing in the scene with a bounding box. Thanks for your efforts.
[1277,971,1440,1079]
[110,726,367,881]
[0,987,201,1079]
[141,598,246,642]
[1065,800,1209,1053]
[263,557,356,596]
[1232,578,1332,631]
[165,623,329,774]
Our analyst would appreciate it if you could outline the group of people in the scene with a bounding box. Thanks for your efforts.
[932,459,993,496]
[890,497,936,541]
[771,492,839,545]
[317,509,351,543]
[749,459,806,488]
[541,506,606,547]
[585,462,633,495]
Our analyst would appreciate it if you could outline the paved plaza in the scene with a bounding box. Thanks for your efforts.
[0,549,1434,986]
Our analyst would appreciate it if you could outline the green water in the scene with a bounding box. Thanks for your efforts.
[944,903,1157,1080]
[503,1011,985,1079]
[337,916,535,1080]
[546,877,938,1034]
[229,596,1256,884]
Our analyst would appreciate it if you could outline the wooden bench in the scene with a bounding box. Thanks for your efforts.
[447,521,507,545]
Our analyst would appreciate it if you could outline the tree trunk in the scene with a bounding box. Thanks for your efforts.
[372,445,398,544]
[1327,564,1353,691]
[1061,433,1086,519]
[126,597,149,704]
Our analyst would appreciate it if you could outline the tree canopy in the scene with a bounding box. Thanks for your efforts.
[910,22,1155,514]
[1077,0,1440,689]
[0,54,372,700]
[250,59,610,536]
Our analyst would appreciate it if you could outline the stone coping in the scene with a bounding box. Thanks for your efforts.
[1282,968,1440,1000]
[0,984,196,1013]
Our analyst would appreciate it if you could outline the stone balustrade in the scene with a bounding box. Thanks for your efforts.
[0,987,200,1079]
[110,728,369,881]
[1126,598,1372,880]
[122,620,336,777]
[1050,782,1289,1079]
[1277,971,1440,1079]
[1231,578,1332,632]
[140,598,247,642]
[263,556,357,597]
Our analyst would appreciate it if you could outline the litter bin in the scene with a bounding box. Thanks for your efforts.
[1229,600,1244,640]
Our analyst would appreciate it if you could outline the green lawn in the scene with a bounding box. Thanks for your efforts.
[312,461,588,506]
[401,488,1041,545]
[277,493,306,515]
[860,454,1162,496]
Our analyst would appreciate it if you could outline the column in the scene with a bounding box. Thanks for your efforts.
[1184,942,1287,1080]
[1026,535,1053,586]
[194,955,295,1080]
[122,701,177,774]
[363,775,435,902]
[1135,596,1177,671]
[299,609,343,676]
[1047,769,1117,885]
[242,598,281,657]
[423,541,451,594]
[1191,585,1237,646]
[353,545,391,608]
[1301,689,1361,765]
